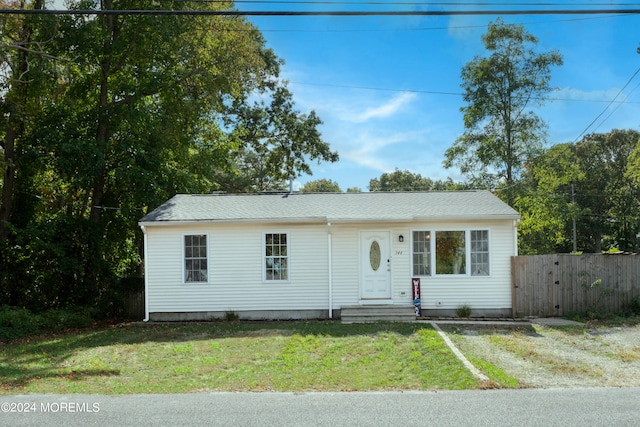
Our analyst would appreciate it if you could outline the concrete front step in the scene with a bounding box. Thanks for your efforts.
[341,305,416,323]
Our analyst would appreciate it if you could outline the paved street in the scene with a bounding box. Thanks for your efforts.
[1,388,639,427]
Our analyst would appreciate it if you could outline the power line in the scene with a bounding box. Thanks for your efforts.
[573,65,640,142]
[590,79,640,134]
[290,81,640,104]
[1,8,640,16]
[261,14,632,32]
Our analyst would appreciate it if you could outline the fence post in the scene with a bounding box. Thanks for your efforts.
[511,256,517,318]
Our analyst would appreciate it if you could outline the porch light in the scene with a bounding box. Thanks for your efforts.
[399,235,404,243]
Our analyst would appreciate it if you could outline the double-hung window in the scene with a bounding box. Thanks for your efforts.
[412,229,490,277]
[184,234,208,283]
[470,230,490,276]
[264,232,288,281]
[412,231,431,276]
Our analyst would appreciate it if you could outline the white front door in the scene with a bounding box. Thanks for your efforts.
[361,231,392,300]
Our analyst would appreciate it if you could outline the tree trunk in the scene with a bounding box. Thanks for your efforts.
[0,0,43,240]
[89,6,114,225]
[0,127,17,241]
[594,232,602,253]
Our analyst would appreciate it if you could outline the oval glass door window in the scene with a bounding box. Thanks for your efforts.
[370,240,381,271]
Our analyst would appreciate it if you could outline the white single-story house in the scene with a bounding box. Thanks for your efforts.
[138,191,520,321]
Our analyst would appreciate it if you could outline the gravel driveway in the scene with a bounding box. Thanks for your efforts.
[440,322,640,388]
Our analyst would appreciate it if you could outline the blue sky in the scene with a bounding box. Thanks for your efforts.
[237,1,640,191]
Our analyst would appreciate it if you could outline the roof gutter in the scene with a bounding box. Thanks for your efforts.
[138,214,520,228]
[138,217,329,227]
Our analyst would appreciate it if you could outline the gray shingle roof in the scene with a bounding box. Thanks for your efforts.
[139,191,519,225]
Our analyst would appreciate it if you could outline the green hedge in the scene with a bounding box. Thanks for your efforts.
[0,306,93,341]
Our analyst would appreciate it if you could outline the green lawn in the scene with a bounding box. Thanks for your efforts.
[0,321,514,394]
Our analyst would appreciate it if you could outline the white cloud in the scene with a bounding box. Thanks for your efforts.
[353,93,417,123]
[552,86,627,102]
[445,0,492,43]
[341,129,431,172]
[447,15,487,41]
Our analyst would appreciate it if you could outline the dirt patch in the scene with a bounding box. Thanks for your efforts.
[441,323,640,388]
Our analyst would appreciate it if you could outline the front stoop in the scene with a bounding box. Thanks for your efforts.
[340,305,416,323]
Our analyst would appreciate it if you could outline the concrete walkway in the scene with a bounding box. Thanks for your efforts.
[417,317,584,327]
[528,317,584,326]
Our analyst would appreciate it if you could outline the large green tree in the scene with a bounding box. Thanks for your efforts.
[517,129,640,254]
[368,168,467,192]
[576,130,640,252]
[0,0,59,241]
[444,18,563,203]
[300,178,341,193]
[515,143,583,254]
[0,1,338,311]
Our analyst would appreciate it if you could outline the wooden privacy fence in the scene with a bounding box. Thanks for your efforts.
[512,254,640,317]
[124,290,145,320]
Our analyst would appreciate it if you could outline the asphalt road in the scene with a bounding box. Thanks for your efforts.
[1,388,639,427]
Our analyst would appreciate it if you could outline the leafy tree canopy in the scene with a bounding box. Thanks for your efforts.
[517,129,640,254]
[444,18,563,203]
[368,169,468,192]
[300,178,342,193]
[0,1,338,312]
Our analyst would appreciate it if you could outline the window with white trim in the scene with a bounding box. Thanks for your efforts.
[265,232,288,281]
[412,231,431,276]
[470,230,490,276]
[436,230,466,275]
[411,229,490,277]
[184,234,208,283]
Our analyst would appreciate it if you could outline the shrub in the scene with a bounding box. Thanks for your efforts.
[224,310,240,322]
[455,304,472,318]
[0,306,43,341]
[624,296,640,316]
[41,308,93,330]
[0,306,94,341]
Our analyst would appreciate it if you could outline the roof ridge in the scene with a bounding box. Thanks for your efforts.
[175,190,488,197]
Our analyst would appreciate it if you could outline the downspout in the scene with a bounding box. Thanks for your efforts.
[141,225,150,322]
[512,219,519,318]
[327,222,333,319]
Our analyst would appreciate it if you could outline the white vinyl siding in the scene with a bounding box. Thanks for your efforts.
[143,219,516,316]
[410,221,513,310]
[145,224,328,314]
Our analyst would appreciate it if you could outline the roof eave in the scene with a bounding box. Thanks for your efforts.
[139,214,520,227]
[412,214,520,221]
[138,217,329,227]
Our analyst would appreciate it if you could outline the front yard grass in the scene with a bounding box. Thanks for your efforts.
[0,321,502,394]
